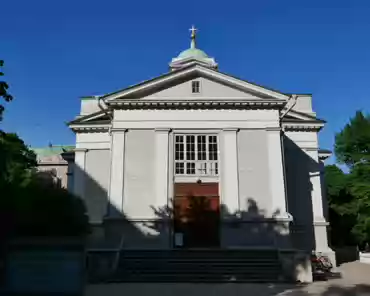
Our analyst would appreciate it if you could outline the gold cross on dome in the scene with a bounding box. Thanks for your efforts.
[189,25,197,38]
[189,25,197,48]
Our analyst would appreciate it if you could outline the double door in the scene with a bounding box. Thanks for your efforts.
[173,182,220,248]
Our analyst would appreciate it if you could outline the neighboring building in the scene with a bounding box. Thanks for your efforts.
[67,28,334,277]
[33,145,74,189]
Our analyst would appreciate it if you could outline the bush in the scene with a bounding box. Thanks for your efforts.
[1,179,90,238]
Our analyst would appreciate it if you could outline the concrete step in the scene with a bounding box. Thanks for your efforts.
[111,249,282,283]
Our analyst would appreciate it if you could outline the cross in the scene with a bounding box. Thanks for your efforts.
[189,25,197,39]
[189,25,197,48]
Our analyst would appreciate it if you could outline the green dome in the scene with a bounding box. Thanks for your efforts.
[177,48,209,59]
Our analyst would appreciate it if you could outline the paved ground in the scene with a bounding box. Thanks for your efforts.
[85,261,370,296]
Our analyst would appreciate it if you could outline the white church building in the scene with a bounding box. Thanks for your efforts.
[67,27,334,275]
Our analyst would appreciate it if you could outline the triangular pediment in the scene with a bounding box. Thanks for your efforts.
[103,64,290,103]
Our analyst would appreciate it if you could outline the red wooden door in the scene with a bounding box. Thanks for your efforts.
[173,183,220,248]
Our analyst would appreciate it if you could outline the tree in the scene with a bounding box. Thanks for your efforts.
[335,111,370,168]
[324,165,357,246]
[327,111,370,247]
[0,132,89,238]
[0,60,13,121]
[0,131,37,186]
[11,178,89,237]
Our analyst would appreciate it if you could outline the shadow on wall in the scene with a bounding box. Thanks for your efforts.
[69,158,295,250]
[149,197,290,249]
[283,135,318,251]
[65,135,329,255]
[65,148,335,283]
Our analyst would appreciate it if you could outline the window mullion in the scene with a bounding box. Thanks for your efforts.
[202,135,209,175]
[195,135,198,175]
[183,135,187,175]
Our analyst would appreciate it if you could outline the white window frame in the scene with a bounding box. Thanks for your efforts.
[174,134,219,177]
[191,80,201,94]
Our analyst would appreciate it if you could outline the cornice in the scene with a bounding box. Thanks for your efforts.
[282,122,324,132]
[106,100,286,110]
[69,124,111,133]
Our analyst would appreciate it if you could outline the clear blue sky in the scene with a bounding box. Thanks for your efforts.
[1,0,369,162]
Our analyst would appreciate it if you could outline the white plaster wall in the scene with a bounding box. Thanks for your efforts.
[84,149,110,223]
[80,99,100,115]
[237,130,272,216]
[123,130,156,219]
[76,132,111,149]
[104,220,171,249]
[142,77,262,100]
[113,109,280,130]
[221,223,276,248]
[291,95,313,114]
[284,131,318,149]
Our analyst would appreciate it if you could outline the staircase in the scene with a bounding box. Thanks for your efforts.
[111,249,283,282]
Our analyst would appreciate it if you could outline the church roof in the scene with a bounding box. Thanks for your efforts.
[170,26,217,70]
[177,48,209,60]
[33,145,74,158]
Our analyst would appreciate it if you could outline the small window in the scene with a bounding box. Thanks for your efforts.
[191,81,200,93]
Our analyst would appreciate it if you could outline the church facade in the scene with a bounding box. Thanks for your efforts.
[68,28,334,264]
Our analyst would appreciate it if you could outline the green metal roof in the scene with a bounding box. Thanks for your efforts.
[177,48,209,60]
[32,145,75,158]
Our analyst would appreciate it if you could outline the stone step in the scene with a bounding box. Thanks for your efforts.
[110,272,281,283]
[111,249,282,283]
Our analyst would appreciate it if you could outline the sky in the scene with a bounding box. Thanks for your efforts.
[1,0,370,163]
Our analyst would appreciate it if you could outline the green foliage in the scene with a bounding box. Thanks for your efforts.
[0,132,89,238]
[335,111,370,168]
[325,165,349,202]
[327,111,370,247]
[0,131,37,185]
[0,60,13,120]
[325,165,357,246]
[5,178,89,237]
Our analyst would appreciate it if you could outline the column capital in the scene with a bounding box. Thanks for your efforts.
[222,128,239,132]
[155,127,172,132]
[73,148,89,153]
[303,147,319,152]
[266,127,282,132]
[110,128,128,133]
[313,219,329,226]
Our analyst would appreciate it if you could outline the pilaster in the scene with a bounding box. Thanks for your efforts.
[305,150,330,244]
[108,129,127,217]
[73,148,88,199]
[220,128,239,214]
[267,128,289,218]
[305,147,336,265]
[154,128,171,208]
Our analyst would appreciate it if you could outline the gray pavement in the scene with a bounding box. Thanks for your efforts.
[85,261,370,296]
